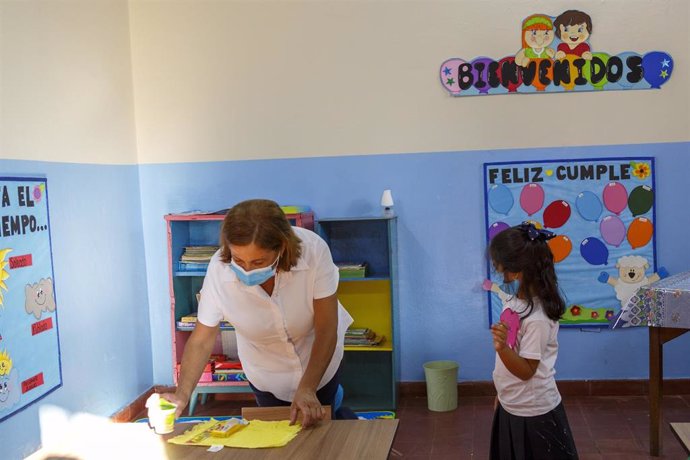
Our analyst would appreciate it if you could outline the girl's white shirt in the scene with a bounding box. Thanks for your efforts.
[493,297,562,416]
[197,226,353,402]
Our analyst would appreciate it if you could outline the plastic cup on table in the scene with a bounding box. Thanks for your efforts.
[146,394,177,435]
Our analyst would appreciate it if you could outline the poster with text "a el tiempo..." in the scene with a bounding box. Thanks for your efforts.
[0,177,62,423]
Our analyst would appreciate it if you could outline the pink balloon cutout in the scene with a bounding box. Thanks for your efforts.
[519,183,545,216]
[499,308,520,349]
[602,182,628,215]
[440,58,466,95]
[599,215,626,247]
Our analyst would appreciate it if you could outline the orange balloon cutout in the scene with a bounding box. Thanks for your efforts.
[547,235,572,263]
[627,217,654,249]
[530,58,554,92]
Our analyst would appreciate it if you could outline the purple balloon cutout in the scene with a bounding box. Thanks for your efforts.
[472,57,495,94]
[520,183,545,216]
[488,222,510,240]
[602,182,628,215]
[600,215,626,247]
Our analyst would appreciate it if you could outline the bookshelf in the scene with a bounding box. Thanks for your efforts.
[317,216,400,411]
[164,209,314,415]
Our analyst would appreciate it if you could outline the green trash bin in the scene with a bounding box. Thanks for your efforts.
[423,360,459,412]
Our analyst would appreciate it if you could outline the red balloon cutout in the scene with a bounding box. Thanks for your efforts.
[497,56,523,93]
[543,200,571,229]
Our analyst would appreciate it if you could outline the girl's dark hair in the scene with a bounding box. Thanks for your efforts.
[488,225,565,321]
[220,199,302,272]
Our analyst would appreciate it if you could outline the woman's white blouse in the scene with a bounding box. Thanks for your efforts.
[197,226,353,402]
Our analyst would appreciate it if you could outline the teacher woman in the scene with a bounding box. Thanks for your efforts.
[163,199,354,427]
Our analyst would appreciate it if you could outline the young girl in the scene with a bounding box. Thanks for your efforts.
[488,223,578,460]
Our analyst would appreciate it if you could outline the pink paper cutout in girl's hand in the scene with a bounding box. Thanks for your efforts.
[499,308,520,349]
[482,279,493,291]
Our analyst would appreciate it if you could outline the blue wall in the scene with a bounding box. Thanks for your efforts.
[0,160,152,460]
[140,142,690,385]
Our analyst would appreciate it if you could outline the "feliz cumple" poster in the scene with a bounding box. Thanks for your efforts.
[483,158,661,327]
[0,177,62,423]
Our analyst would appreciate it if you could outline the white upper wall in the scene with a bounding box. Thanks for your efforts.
[2,1,688,165]
[0,0,137,164]
[129,0,689,164]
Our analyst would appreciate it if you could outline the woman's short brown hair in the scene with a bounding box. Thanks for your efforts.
[219,199,302,272]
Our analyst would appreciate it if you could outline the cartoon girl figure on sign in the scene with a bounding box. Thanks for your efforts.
[554,10,593,61]
[514,14,556,67]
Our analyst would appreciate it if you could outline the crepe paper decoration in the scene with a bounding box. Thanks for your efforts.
[440,10,673,96]
[575,191,602,222]
[628,185,654,217]
[580,237,609,266]
[627,217,654,249]
[499,309,520,349]
[599,215,626,247]
[602,182,628,215]
[168,418,302,449]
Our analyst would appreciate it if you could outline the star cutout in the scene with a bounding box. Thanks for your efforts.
[660,70,668,78]
[661,59,670,68]
[446,77,455,86]
[443,67,452,76]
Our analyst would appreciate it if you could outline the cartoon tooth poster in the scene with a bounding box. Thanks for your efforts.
[483,158,659,327]
[441,9,673,96]
[0,177,62,422]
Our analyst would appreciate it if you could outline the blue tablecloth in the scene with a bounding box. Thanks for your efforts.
[613,271,690,329]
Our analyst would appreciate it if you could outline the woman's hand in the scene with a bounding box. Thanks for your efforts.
[290,387,326,428]
[159,390,189,419]
[491,321,509,352]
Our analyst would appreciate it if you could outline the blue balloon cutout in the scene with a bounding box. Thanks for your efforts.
[642,51,673,89]
[580,237,609,266]
[616,52,639,88]
[488,184,514,215]
[575,191,603,222]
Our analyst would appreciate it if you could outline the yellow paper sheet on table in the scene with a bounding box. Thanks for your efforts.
[168,419,302,449]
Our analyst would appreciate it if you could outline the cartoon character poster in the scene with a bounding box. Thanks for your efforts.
[440,10,673,95]
[483,158,660,327]
[0,177,62,422]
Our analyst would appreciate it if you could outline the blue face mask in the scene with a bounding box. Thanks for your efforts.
[230,255,280,286]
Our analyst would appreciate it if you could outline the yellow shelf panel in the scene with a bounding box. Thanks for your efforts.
[338,279,392,341]
[345,346,393,352]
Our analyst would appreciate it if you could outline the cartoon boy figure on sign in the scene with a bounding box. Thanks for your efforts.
[554,10,593,60]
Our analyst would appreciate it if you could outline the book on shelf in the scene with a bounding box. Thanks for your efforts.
[336,262,367,279]
[212,373,247,382]
[344,327,385,347]
[180,246,219,263]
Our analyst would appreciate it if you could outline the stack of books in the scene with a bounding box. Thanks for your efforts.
[180,246,219,263]
[176,312,233,330]
[336,262,367,279]
[212,359,247,382]
[345,327,384,347]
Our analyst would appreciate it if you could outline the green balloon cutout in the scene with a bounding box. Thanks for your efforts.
[584,52,610,90]
[628,185,654,216]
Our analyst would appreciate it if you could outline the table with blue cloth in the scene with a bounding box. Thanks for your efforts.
[613,270,690,456]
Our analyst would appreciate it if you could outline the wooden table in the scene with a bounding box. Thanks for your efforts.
[613,271,690,456]
[670,422,690,456]
[163,419,399,459]
[28,419,399,460]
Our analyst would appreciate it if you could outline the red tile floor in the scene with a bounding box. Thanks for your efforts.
[134,393,690,459]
